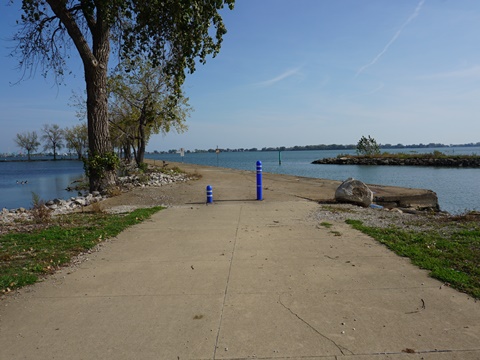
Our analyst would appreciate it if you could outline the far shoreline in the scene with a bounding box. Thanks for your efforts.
[0,158,82,163]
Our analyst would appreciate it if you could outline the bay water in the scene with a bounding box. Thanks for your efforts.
[1,147,479,214]
[0,160,84,210]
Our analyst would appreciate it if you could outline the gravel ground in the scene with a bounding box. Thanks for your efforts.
[313,203,450,232]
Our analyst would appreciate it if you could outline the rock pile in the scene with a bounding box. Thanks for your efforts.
[117,171,190,189]
[313,156,480,167]
[0,171,191,224]
[45,192,105,215]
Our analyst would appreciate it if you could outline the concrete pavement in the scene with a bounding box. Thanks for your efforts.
[0,164,479,359]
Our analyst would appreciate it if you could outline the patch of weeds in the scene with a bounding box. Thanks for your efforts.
[188,170,202,180]
[136,173,150,183]
[321,205,354,214]
[106,186,123,197]
[137,162,149,173]
[156,165,185,175]
[320,222,333,228]
[341,151,480,161]
[169,166,183,173]
[345,219,480,299]
[30,192,52,224]
[89,201,104,214]
[0,207,164,293]
[330,231,342,236]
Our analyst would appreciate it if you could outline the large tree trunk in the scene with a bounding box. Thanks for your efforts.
[45,1,116,192]
[122,143,132,162]
[84,25,116,192]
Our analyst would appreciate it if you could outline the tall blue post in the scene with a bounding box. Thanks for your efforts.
[256,160,263,200]
[206,185,213,204]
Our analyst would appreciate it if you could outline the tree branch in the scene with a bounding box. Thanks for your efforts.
[46,0,98,68]
[79,0,96,32]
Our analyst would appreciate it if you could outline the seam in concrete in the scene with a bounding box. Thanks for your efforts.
[213,205,243,359]
[278,292,353,356]
[356,348,480,356]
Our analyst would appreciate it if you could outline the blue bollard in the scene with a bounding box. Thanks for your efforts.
[256,160,263,200]
[206,185,213,204]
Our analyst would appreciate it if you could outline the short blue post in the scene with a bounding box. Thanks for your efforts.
[206,185,213,204]
[256,160,263,200]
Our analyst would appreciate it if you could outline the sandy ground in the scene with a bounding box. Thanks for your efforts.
[99,160,438,213]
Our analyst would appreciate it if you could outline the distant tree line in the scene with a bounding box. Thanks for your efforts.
[152,141,480,155]
[14,123,87,161]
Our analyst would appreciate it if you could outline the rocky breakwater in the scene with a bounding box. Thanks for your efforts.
[312,156,480,167]
[0,171,191,225]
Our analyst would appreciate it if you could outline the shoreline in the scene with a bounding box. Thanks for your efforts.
[144,160,440,211]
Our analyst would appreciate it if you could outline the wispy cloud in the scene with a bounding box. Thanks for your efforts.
[255,67,302,87]
[362,82,385,96]
[356,0,425,77]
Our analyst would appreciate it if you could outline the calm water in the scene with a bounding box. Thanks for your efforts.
[1,148,479,213]
[147,147,480,214]
[0,160,84,210]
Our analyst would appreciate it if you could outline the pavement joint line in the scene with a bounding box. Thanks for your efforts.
[95,259,232,264]
[27,293,226,299]
[277,292,353,356]
[211,285,442,296]
[213,204,243,359]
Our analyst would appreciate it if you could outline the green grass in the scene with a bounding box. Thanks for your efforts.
[346,219,480,299]
[0,207,163,292]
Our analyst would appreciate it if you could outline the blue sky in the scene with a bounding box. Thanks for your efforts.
[1,0,480,153]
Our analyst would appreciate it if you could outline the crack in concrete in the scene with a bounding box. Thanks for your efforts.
[357,348,480,356]
[278,292,353,356]
[213,205,243,360]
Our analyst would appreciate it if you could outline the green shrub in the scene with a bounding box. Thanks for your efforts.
[356,135,380,156]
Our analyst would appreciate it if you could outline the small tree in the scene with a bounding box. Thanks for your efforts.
[356,135,380,156]
[41,124,64,160]
[15,131,40,160]
[108,59,190,167]
[64,123,88,160]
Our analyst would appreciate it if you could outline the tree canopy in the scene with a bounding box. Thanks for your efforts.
[41,123,64,160]
[13,0,235,191]
[15,131,41,160]
[64,123,88,160]
[108,58,190,165]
